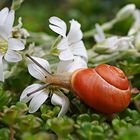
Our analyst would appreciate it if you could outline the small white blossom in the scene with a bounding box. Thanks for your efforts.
[20,83,49,113]
[128,10,140,35]
[27,43,45,57]
[49,17,88,61]
[134,32,140,51]
[57,56,87,73]
[116,4,136,21]
[49,16,88,72]
[94,24,134,52]
[13,17,30,39]
[20,56,70,117]
[0,8,25,82]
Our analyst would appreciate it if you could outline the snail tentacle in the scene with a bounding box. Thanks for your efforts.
[27,83,52,96]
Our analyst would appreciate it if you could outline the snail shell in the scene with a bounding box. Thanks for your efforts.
[71,64,131,114]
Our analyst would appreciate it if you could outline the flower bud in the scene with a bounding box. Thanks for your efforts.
[135,32,140,51]
[128,10,140,35]
[116,4,135,21]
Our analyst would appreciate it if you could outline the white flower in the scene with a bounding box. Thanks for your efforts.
[116,4,136,21]
[27,43,45,57]
[94,24,106,42]
[134,31,140,51]
[0,8,25,82]
[13,17,30,39]
[128,9,140,35]
[49,16,88,62]
[49,16,88,72]
[94,24,134,52]
[20,56,70,117]
[57,56,87,73]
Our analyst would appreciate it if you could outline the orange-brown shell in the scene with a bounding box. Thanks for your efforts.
[71,64,131,114]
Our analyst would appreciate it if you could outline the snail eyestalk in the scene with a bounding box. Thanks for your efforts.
[27,83,51,97]
[26,54,52,76]
[26,54,72,89]
[47,73,72,89]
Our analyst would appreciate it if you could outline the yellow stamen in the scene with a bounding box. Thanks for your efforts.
[0,38,8,54]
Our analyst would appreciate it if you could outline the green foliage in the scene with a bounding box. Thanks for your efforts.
[1,0,140,140]
[46,117,74,138]
[0,128,9,140]
[0,88,11,111]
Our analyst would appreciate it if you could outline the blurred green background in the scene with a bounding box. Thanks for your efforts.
[1,0,140,34]
[1,1,140,140]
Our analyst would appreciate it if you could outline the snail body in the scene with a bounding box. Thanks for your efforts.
[70,64,131,114]
[49,64,131,114]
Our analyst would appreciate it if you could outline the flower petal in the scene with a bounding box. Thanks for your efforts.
[8,38,25,50]
[20,84,43,103]
[135,32,140,49]
[0,8,14,40]
[116,4,135,20]
[4,10,15,37]
[70,41,88,61]
[51,91,69,117]
[0,26,8,40]
[49,16,66,37]
[4,50,22,62]
[128,10,140,35]
[59,49,74,61]
[67,20,83,44]
[57,60,72,73]
[0,54,4,82]
[57,38,68,50]
[28,56,51,81]
[104,36,119,50]
[29,91,49,113]
[57,56,87,73]
[94,24,105,42]
[0,7,9,26]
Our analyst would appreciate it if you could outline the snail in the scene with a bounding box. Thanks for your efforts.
[26,55,131,114]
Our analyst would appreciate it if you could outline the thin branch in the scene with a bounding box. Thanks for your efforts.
[0,112,3,118]
[9,125,14,140]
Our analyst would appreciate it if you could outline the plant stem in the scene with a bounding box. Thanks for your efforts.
[9,125,14,140]
[84,19,117,38]
[0,112,3,118]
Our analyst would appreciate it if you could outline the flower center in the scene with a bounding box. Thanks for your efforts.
[0,37,8,55]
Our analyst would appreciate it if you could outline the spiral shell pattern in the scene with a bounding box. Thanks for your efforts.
[71,64,131,114]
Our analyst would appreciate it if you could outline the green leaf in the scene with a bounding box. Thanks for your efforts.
[0,90,11,111]
[2,108,18,125]
[112,119,120,131]
[77,122,104,140]
[0,128,9,140]
[76,114,91,124]
[117,127,140,140]
[119,61,140,77]
[46,117,74,137]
